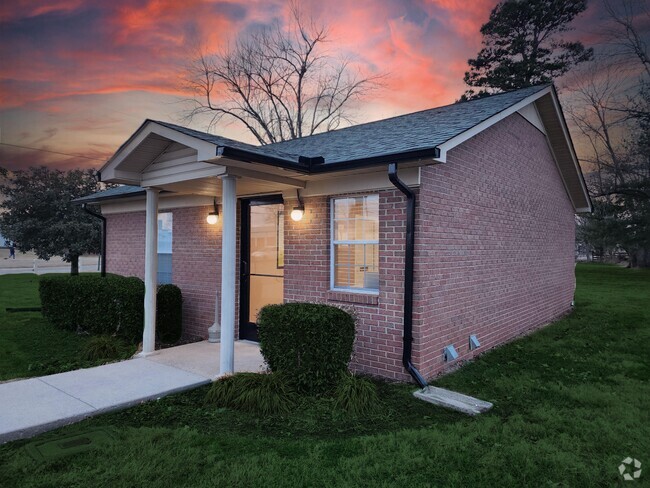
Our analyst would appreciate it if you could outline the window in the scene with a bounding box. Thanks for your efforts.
[157,212,173,284]
[331,195,379,292]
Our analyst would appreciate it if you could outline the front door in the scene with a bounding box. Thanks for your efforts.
[239,196,285,341]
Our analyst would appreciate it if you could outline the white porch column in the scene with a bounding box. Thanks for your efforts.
[142,187,159,355]
[219,175,237,375]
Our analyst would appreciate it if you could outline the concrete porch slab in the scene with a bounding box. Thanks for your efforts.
[413,386,493,415]
[146,340,266,378]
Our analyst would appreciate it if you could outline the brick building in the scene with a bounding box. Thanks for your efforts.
[77,84,591,384]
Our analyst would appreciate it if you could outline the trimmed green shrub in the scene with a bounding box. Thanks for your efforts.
[156,284,183,344]
[81,335,122,361]
[40,274,144,342]
[334,372,379,415]
[257,303,356,394]
[205,373,295,415]
[39,274,182,344]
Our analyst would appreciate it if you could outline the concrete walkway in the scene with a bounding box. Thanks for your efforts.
[0,341,265,444]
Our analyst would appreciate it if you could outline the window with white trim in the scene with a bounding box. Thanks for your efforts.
[157,212,173,284]
[331,194,379,292]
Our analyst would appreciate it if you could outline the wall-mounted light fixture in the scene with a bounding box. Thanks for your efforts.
[207,198,219,225]
[290,189,304,222]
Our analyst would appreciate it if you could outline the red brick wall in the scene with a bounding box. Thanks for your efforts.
[105,211,145,279]
[170,206,220,339]
[104,112,576,382]
[283,191,412,381]
[105,205,235,341]
[413,113,576,379]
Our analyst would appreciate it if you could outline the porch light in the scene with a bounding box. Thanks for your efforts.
[207,198,219,225]
[291,189,304,221]
[290,206,304,221]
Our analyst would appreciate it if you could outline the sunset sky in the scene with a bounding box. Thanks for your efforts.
[0,0,630,172]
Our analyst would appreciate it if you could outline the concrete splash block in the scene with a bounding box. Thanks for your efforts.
[413,386,493,416]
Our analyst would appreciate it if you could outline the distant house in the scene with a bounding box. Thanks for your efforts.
[76,84,591,384]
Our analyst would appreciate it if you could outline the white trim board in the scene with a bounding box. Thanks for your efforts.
[433,86,591,213]
[435,86,553,163]
[101,194,215,215]
[100,121,219,184]
[99,166,422,214]
[284,166,421,199]
[517,103,546,134]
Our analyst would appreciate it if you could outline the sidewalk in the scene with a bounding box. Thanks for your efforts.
[0,341,264,444]
[0,252,100,275]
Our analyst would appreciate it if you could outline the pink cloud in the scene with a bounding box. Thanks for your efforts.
[0,0,615,172]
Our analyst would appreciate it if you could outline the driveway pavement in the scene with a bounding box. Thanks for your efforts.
[0,341,264,444]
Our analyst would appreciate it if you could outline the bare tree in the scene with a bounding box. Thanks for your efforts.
[568,1,650,267]
[567,67,633,196]
[603,0,650,78]
[183,4,382,144]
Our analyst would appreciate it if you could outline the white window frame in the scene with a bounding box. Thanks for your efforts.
[330,194,380,295]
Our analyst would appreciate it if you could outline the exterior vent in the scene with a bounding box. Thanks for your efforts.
[443,345,458,362]
[469,335,480,350]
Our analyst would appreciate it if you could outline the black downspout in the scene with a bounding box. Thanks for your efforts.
[388,163,428,388]
[82,204,106,277]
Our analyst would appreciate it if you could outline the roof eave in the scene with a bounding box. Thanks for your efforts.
[72,190,147,205]
[548,85,593,213]
[433,84,592,213]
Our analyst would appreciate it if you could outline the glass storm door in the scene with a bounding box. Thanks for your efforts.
[239,197,284,341]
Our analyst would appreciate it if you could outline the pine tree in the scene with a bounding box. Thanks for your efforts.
[462,0,592,100]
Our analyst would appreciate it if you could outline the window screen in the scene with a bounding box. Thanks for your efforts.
[331,195,379,292]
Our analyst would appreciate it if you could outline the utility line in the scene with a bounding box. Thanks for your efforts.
[0,142,106,162]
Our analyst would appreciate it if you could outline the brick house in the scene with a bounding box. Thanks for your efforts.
[76,84,591,384]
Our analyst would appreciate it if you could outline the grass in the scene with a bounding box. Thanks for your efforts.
[0,274,135,381]
[1,264,649,487]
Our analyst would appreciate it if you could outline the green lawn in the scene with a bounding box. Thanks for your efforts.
[0,274,134,381]
[1,264,649,487]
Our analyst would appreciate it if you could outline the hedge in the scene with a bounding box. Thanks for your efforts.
[257,302,356,394]
[39,274,182,344]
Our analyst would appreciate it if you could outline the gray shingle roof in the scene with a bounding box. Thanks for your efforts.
[74,185,144,204]
[81,85,551,203]
[152,121,303,163]
[266,84,549,164]
[154,85,549,167]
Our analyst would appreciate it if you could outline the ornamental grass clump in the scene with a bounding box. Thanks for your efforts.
[205,373,295,416]
[334,372,379,415]
[81,335,122,361]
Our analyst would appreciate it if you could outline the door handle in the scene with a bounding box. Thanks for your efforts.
[241,260,249,277]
